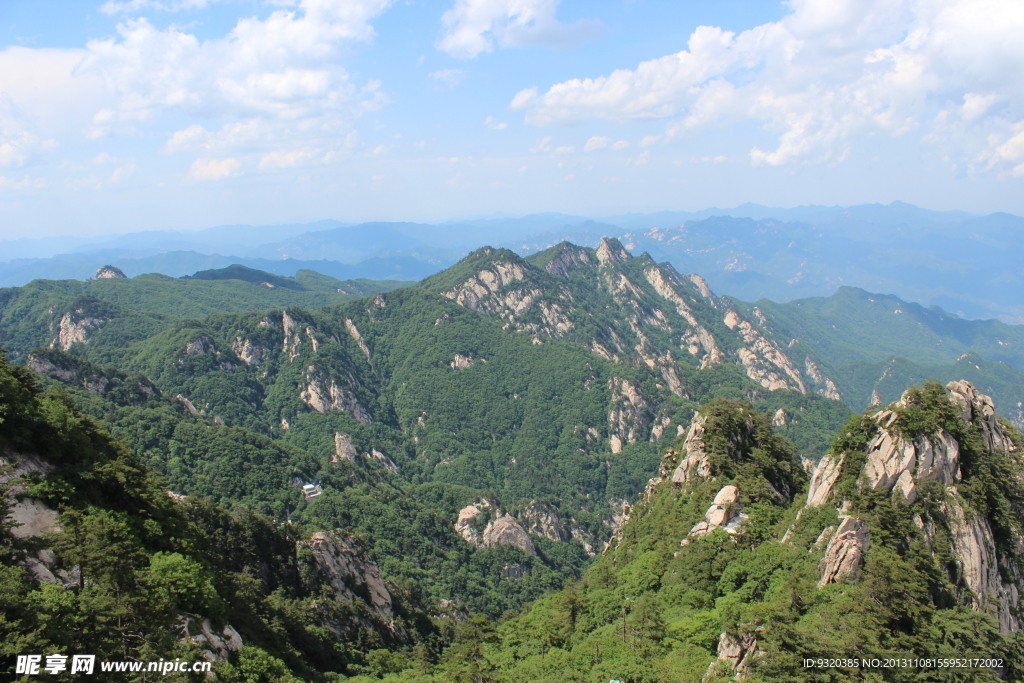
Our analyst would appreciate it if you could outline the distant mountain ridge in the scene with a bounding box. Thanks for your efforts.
[2,202,1021,321]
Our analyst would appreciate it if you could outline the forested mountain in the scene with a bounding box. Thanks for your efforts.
[4,203,1022,321]
[2,238,1023,680]
[0,354,440,681]
[480,381,1024,681]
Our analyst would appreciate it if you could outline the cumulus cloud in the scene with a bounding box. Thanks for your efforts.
[429,68,467,89]
[99,0,221,14]
[510,0,1024,170]
[76,0,393,176]
[484,115,507,130]
[438,0,599,59]
[188,156,240,181]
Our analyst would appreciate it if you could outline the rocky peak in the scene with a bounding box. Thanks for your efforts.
[947,379,1015,453]
[595,237,629,265]
[94,265,127,279]
[542,242,595,278]
[798,381,1024,631]
[671,412,713,485]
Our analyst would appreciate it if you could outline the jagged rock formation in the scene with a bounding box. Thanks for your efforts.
[94,265,127,279]
[453,500,537,555]
[299,531,395,621]
[50,309,107,351]
[817,516,870,586]
[180,617,242,663]
[431,239,843,405]
[681,485,747,546]
[332,432,358,463]
[607,376,651,453]
[798,380,1023,632]
[710,626,765,680]
[300,368,371,423]
[671,412,713,484]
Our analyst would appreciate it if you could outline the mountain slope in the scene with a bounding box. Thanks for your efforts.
[480,381,1024,681]
[0,353,438,680]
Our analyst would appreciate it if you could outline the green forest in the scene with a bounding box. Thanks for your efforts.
[3,245,1024,680]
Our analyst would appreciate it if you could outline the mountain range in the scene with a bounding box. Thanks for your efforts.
[2,234,1023,679]
[3,202,1021,322]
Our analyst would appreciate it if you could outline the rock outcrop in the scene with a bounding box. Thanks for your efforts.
[817,516,870,586]
[681,485,747,546]
[94,265,127,279]
[300,368,371,423]
[710,625,765,680]
[299,531,394,620]
[454,500,536,555]
[50,309,107,351]
[180,617,242,663]
[671,413,713,484]
[797,381,1023,632]
[607,376,651,453]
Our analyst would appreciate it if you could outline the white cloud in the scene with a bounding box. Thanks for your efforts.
[583,136,609,152]
[510,0,1024,170]
[188,156,240,180]
[429,68,467,89]
[0,95,58,168]
[611,139,629,151]
[484,115,507,130]
[437,0,599,59]
[75,0,394,177]
[99,0,221,14]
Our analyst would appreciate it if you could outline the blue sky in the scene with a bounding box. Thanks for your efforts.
[2,0,1023,238]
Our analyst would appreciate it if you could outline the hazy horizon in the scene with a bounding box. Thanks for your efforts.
[2,1,1024,239]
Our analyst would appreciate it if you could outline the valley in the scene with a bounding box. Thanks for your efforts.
[2,237,1023,680]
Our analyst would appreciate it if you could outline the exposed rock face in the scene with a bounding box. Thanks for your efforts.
[332,432,358,463]
[185,336,215,356]
[947,380,1015,453]
[345,319,371,362]
[682,485,747,545]
[455,500,491,546]
[443,255,574,337]
[942,499,1021,632]
[483,515,536,555]
[595,237,629,265]
[519,501,565,542]
[861,423,960,504]
[772,408,788,427]
[454,500,536,554]
[543,242,594,277]
[724,309,808,393]
[231,337,268,366]
[804,451,844,508]
[450,353,475,369]
[797,381,1024,632]
[300,369,371,423]
[671,413,713,484]
[712,625,765,680]
[175,394,201,415]
[181,617,242,663]
[50,310,107,351]
[0,453,79,588]
[281,311,303,361]
[364,449,397,473]
[805,358,842,401]
[299,531,394,620]
[817,516,870,586]
[608,376,651,453]
[643,265,724,369]
[94,265,127,279]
